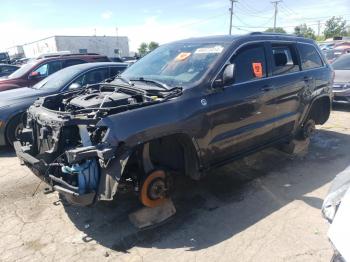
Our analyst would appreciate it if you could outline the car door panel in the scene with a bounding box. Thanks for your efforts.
[265,42,305,136]
[204,43,278,165]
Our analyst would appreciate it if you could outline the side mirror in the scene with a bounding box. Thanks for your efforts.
[222,64,235,86]
[213,64,235,88]
[29,71,40,79]
[68,83,82,90]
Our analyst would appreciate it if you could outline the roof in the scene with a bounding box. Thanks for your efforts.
[66,62,128,70]
[173,33,315,45]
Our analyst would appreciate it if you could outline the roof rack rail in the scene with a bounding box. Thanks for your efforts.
[37,53,101,59]
[249,32,297,37]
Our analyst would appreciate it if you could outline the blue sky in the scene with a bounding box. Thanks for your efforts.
[1,0,349,52]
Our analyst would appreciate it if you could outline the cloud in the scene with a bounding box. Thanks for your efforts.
[0,16,210,53]
[196,1,227,10]
[101,11,113,20]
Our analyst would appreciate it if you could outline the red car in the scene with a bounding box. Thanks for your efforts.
[0,53,110,92]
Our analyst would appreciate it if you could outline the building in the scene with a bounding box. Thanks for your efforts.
[21,35,129,58]
[6,45,25,60]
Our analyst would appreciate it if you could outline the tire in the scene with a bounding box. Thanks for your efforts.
[6,114,24,146]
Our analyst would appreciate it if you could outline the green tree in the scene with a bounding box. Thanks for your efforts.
[265,27,286,33]
[294,24,316,40]
[138,41,160,57]
[138,42,149,57]
[323,16,347,39]
[148,41,159,52]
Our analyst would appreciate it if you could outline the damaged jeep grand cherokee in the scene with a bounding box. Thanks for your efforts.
[15,33,333,207]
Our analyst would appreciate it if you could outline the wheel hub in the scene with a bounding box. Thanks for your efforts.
[140,170,169,208]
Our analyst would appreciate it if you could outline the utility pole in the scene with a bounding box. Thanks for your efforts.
[271,0,282,32]
[229,0,238,35]
[317,20,321,37]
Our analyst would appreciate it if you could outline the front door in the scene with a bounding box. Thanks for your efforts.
[204,43,277,165]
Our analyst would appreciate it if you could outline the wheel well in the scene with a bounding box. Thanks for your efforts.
[5,112,25,144]
[307,96,331,125]
[125,134,201,180]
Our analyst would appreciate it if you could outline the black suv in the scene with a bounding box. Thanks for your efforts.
[15,33,333,207]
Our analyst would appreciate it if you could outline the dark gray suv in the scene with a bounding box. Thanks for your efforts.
[15,33,333,207]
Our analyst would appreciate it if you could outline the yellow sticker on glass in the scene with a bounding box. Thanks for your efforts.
[175,52,191,61]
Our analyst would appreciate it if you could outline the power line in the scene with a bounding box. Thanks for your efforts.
[229,0,238,35]
[271,0,282,32]
[235,5,273,19]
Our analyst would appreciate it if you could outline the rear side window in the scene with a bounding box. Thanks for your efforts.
[63,59,86,68]
[231,44,266,84]
[298,44,323,70]
[272,44,300,75]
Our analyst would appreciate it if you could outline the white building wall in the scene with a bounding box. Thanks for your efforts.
[6,45,25,59]
[55,36,129,57]
[22,37,58,58]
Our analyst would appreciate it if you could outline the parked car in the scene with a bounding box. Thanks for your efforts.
[0,64,19,77]
[0,62,127,146]
[0,53,110,92]
[331,53,350,103]
[322,165,350,262]
[0,52,10,64]
[15,33,333,207]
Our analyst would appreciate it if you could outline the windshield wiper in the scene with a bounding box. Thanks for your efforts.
[113,76,132,86]
[130,77,169,90]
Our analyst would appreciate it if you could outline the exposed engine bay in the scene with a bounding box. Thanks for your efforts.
[16,81,182,206]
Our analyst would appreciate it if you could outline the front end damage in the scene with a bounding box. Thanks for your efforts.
[15,83,182,206]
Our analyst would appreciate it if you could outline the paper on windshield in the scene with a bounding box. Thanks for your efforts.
[175,52,192,61]
[194,45,224,54]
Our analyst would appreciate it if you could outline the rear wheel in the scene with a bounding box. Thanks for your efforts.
[6,114,24,146]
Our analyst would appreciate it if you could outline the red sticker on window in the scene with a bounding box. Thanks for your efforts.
[252,62,263,78]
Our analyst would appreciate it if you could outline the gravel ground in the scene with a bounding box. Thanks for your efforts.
[1,104,350,262]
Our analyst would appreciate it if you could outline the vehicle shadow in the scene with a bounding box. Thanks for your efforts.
[0,146,15,157]
[333,103,350,112]
[62,129,350,252]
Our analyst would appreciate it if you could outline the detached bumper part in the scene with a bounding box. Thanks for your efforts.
[14,141,99,206]
[14,139,130,206]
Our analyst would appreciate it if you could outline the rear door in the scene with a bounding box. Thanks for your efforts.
[297,42,329,94]
[264,42,304,136]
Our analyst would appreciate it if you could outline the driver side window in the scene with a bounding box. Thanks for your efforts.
[32,61,62,77]
[230,44,267,84]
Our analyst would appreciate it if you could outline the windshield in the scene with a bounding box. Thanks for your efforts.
[32,66,82,90]
[0,53,7,59]
[332,55,350,70]
[8,60,36,79]
[122,42,229,87]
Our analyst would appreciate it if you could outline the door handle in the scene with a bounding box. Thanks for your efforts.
[303,76,313,81]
